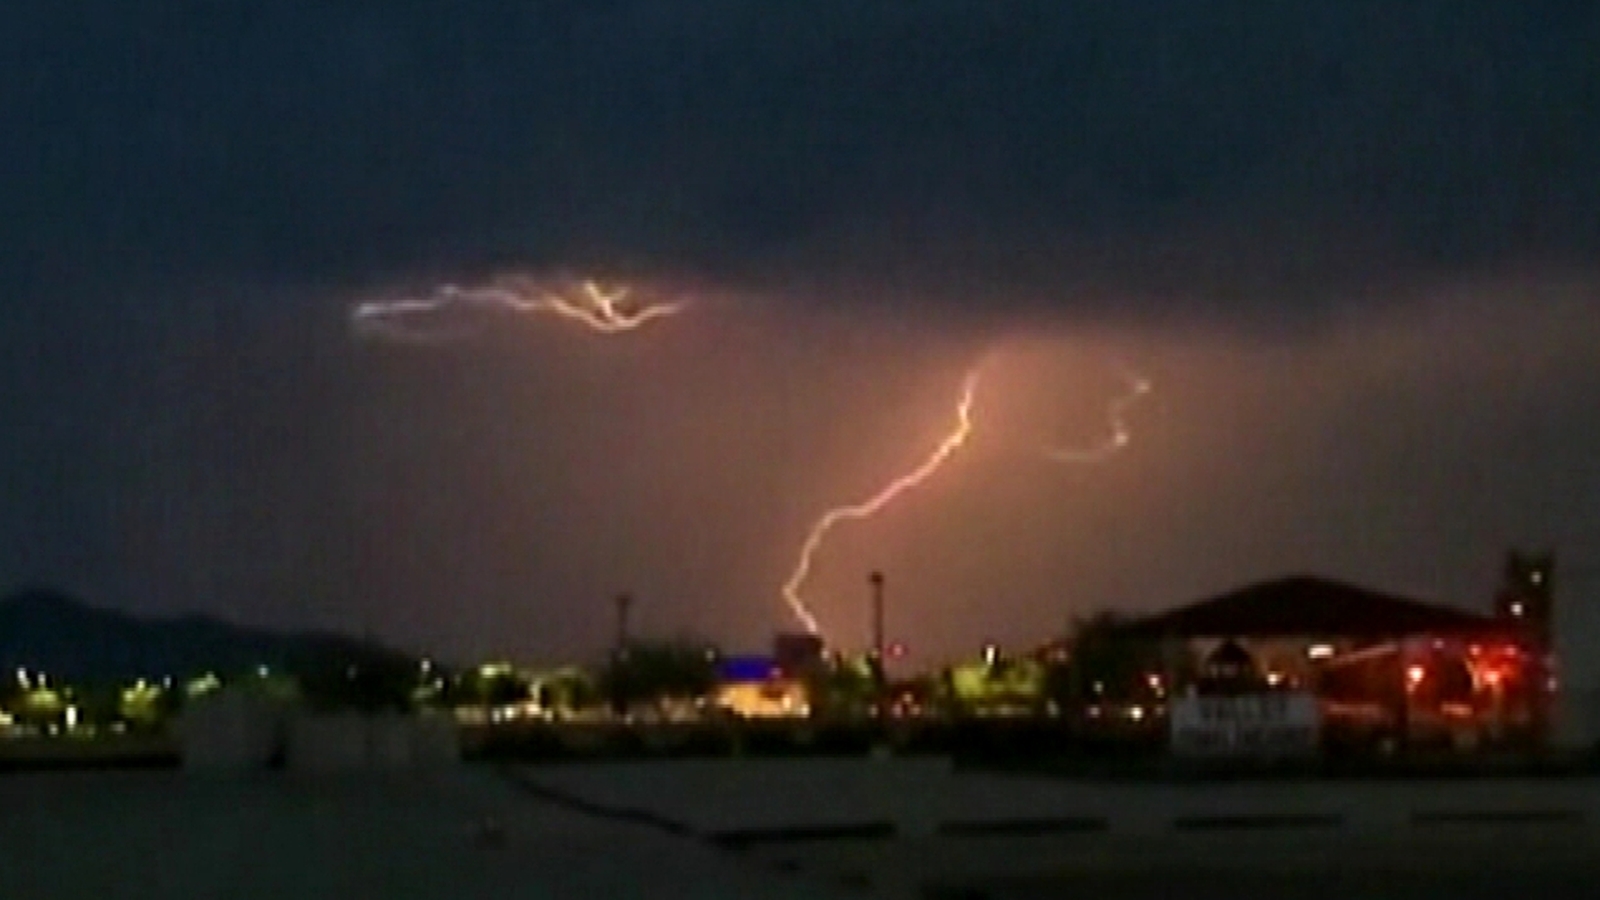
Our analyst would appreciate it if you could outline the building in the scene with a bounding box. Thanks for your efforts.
[772,632,825,675]
[711,654,808,719]
[1122,570,1554,751]
[706,634,839,719]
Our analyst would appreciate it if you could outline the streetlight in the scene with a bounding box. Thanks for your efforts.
[614,592,633,655]
[868,571,886,666]
[867,570,889,716]
[610,592,634,717]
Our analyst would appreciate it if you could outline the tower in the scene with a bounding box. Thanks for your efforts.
[1493,549,1557,748]
[869,570,886,665]
[614,593,633,654]
[1493,549,1555,649]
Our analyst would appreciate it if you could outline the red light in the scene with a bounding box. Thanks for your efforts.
[888,642,906,659]
[1406,664,1426,687]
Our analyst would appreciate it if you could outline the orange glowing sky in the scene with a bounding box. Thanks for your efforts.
[267,270,1598,673]
[6,3,1600,687]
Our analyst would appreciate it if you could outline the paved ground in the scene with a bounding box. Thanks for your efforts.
[9,763,1600,899]
[518,758,1600,836]
[755,830,1600,898]
[974,866,1600,900]
[510,760,1600,896]
[0,768,852,900]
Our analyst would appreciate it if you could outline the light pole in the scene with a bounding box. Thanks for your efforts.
[868,570,887,708]
[614,592,633,655]
[610,592,634,717]
[869,571,886,665]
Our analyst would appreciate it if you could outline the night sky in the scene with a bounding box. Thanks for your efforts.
[4,4,1599,676]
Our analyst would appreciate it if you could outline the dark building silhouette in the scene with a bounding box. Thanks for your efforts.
[1198,639,1266,695]
[1493,549,1555,650]
[1124,572,1550,751]
[772,632,825,675]
[1491,549,1557,742]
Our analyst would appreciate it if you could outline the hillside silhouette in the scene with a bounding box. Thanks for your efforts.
[0,587,415,682]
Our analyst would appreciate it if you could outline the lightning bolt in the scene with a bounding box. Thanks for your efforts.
[499,279,686,333]
[1040,368,1152,463]
[349,294,480,345]
[782,362,1153,637]
[781,370,981,635]
[349,277,685,340]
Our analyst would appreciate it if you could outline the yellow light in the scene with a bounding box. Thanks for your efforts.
[1307,644,1334,659]
[478,662,513,679]
[1406,664,1426,687]
[714,680,810,719]
[1128,705,1146,721]
[185,672,222,698]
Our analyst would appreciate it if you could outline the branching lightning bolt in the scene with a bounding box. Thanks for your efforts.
[492,278,686,333]
[348,273,1154,640]
[1040,369,1152,463]
[781,371,982,635]
[350,277,685,340]
[782,363,1154,637]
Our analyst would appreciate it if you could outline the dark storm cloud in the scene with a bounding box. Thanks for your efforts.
[5,2,1596,319]
[6,3,1600,668]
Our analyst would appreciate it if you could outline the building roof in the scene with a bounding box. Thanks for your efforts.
[1124,575,1505,639]
[1205,639,1256,667]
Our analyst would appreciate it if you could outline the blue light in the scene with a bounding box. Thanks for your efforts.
[718,656,777,683]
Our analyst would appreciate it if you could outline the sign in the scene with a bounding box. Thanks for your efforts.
[1170,693,1320,757]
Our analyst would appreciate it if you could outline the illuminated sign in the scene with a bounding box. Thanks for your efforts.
[1170,693,1320,758]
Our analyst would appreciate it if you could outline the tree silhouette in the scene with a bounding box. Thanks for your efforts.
[804,655,878,718]
[296,650,421,713]
[448,666,532,708]
[600,640,717,710]
[1045,611,1168,707]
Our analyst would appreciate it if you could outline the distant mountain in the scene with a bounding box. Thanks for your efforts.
[0,588,419,683]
